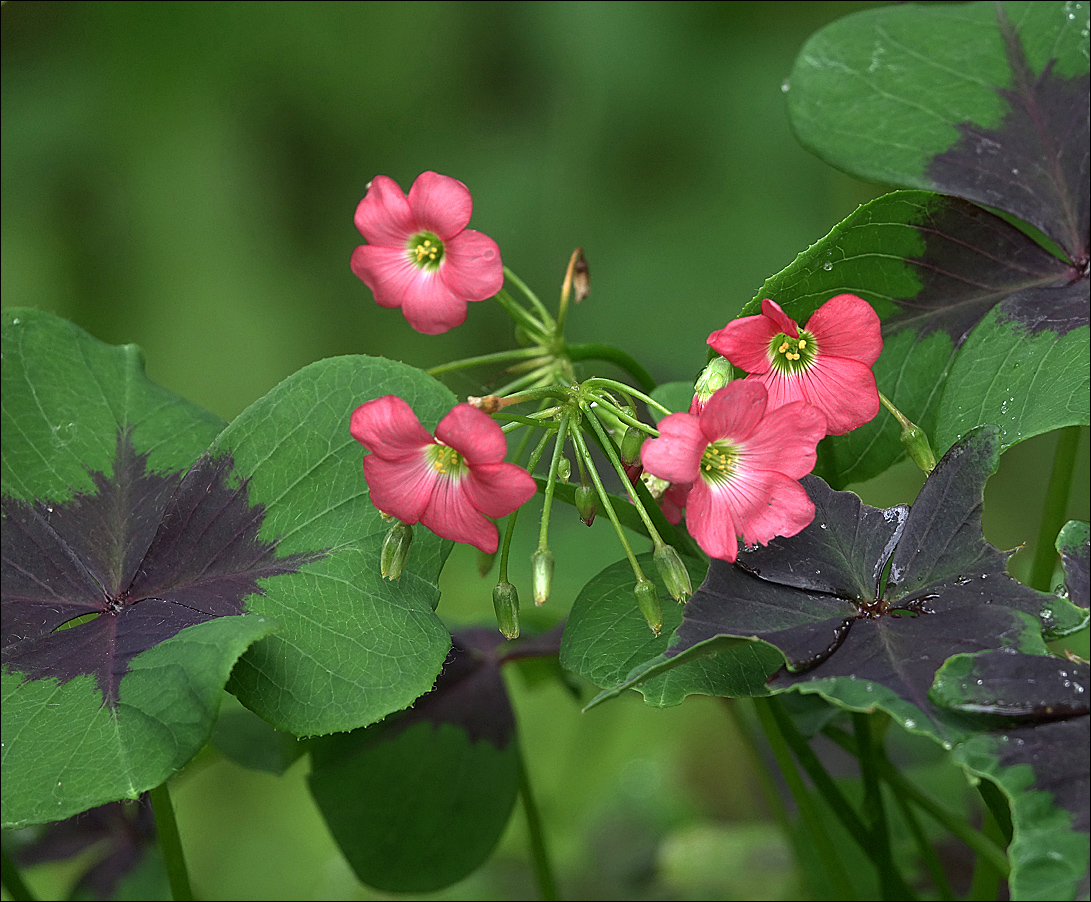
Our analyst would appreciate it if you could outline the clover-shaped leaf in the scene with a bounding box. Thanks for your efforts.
[1057,520,1090,609]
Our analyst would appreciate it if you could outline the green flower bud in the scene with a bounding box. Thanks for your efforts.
[900,423,937,474]
[693,356,734,409]
[574,483,598,526]
[620,424,647,467]
[380,521,414,580]
[492,581,520,639]
[653,543,692,602]
[556,456,571,483]
[531,548,555,606]
[634,578,663,636]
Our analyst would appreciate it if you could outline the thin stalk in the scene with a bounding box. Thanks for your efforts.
[491,366,558,398]
[516,740,560,901]
[499,429,553,584]
[538,413,571,549]
[426,346,545,377]
[968,803,1005,901]
[503,267,555,329]
[149,782,193,902]
[890,783,956,901]
[566,343,656,392]
[1029,425,1081,592]
[1,845,35,902]
[583,377,673,419]
[853,713,913,901]
[823,724,1010,878]
[568,425,644,578]
[583,409,664,547]
[752,698,855,899]
[494,288,551,338]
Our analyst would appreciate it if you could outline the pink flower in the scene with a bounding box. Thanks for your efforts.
[659,481,691,525]
[350,172,504,335]
[707,294,881,435]
[640,381,826,562]
[350,396,536,554]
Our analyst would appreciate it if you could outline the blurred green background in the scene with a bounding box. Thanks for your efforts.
[3,1,1087,899]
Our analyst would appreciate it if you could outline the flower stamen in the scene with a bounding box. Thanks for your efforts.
[769,330,816,372]
[700,441,738,484]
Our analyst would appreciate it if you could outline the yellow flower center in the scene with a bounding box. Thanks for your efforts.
[700,441,739,485]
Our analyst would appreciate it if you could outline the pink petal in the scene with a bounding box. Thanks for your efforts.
[462,461,537,519]
[350,244,420,310]
[659,482,691,525]
[686,483,739,562]
[737,399,826,479]
[436,404,508,464]
[760,299,800,336]
[707,313,779,374]
[754,370,808,412]
[699,380,769,444]
[407,171,473,240]
[354,176,415,246]
[640,413,706,484]
[350,396,435,459]
[421,477,499,553]
[362,451,435,524]
[806,294,882,365]
[441,230,504,301]
[797,356,880,435]
[399,270,469,335]
[734,471,816,546]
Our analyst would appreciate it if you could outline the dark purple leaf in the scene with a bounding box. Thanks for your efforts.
[1,431,324,707]
[926,8,1090,270]
[1058,521,1090,609]
[669,427,1056,735]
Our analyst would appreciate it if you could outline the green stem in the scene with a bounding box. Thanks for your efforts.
[504,267,556,329]
[753,698,855,899]
[149,782,194,901]
[1029,425,1081,592]
[499,429,552,584]
[426,346,546,377]
[823,724,1010,878]
[968,802,1005,901]
[890,786,956,901]
[516,739,560,900]
[584,379,673,423]
[1,844,36,902]
[538,413,571,547]
[491,365,558,398]
[494,288,551,338]
[566,343,656,392]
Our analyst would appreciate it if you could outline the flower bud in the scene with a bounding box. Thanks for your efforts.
[572,250,590,304]
[620,424,647,467]
[531,548,554,606]
[556,456,571,483]
[653,543,692,602]
[575,483,598,526]
[634,578,663,636]
[900,422,937,474]
[380,521,414,580]
[492,581,520,639]
[691,356,734,414]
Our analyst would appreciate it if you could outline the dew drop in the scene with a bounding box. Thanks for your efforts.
[822,262,833,271]
[781,79,791,93]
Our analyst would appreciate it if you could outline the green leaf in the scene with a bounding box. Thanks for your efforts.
[208,355,458,737]
[560,553,780,707]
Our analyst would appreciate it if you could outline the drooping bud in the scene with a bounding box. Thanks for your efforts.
[620,424,647,467]
[531,548,555,606]
[574,483,598,526]
[900,422,937,474]
[492,581,520,639]
[477,548,498,578]
[691,356,734,414]
[634,578,663,636]
[572,250,590,304]
[556,456,571,483]
[380,521,414,580]
[653,543,692,602]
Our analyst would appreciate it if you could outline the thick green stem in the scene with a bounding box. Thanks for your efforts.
[149,782,194,901]
[968,803,1006,901]
[1,844,36,902]
[1029,425,1081,592]
[566,343,656,392]
[752,698,855,899]
[516,740,560,901]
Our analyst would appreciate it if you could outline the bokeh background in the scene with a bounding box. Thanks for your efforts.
[3,1,1087,899]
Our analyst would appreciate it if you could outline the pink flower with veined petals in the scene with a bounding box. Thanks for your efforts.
[640,381,826,562]
[350,172,504,335]
[707,294,882,435]
[350,396,536,554]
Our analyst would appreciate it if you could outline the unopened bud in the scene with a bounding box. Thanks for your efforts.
[557,456,571,483]
[653,544,692,602]
[575,483,598,526]
[620,425,647,467]
[380,521,414,580]
[477,548,497,577]
[634,578,663,636]
[531,548,554,606]
[492,581,520,639]
[692,356,734,414]
[900,423,936,474]
[572,251,590,303]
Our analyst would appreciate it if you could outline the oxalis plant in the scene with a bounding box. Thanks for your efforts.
[2,3,1089,901]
